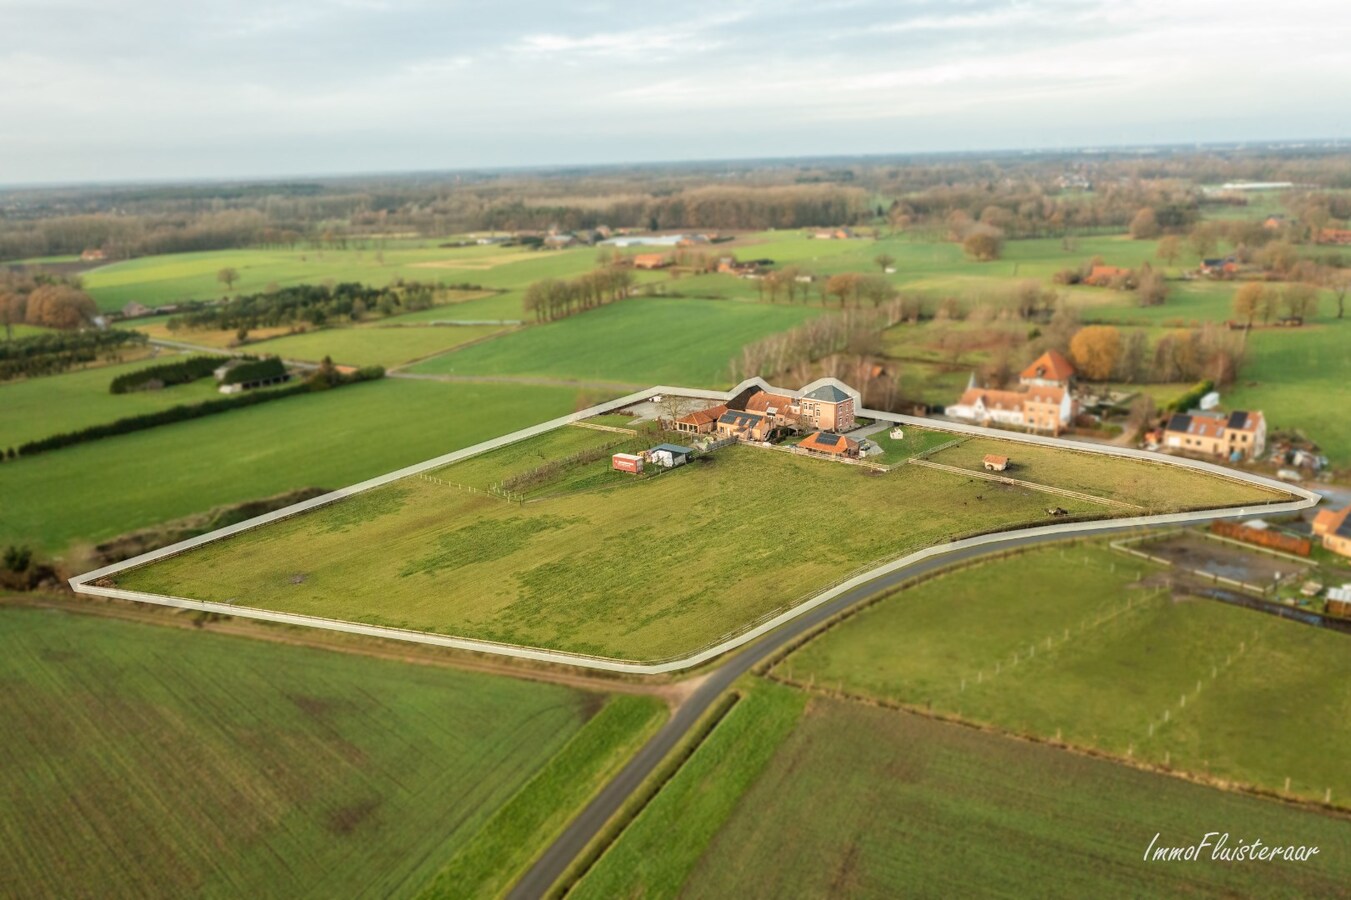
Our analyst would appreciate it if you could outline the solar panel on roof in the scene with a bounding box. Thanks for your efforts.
[817,433,841,445]
[1167,414,1192,432]
[1336,517,1351,538]
[1227,411,1247,429]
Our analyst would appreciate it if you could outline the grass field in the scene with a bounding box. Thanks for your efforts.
[646,688,1351,898]
[240,323,514,368]
[0,604,621,899]
[926,436,1286,510]
[783,542,1351,806]
[0,351,255,448]
[406,298,821,388]
[570,681,807,900]
[110,426,1277,662]
[419,693,665,899]
[0,378,586,554]
[869,425,957,465]
[82,242,603,311]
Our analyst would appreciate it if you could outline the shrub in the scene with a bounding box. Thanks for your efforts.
[109,355,230,393]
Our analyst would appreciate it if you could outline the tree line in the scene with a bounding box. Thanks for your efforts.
[109,355,229,393]
[6,363,383,460]
[522,268,636,322]
[0,329,146,381]
[166,280,463,334]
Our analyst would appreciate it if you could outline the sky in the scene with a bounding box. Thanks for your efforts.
[1,0,1348,184]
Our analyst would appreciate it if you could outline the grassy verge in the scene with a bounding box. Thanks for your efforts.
[567,681,806,899]
[416,694,666,900]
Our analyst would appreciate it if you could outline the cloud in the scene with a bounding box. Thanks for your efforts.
[0,0,1347,183]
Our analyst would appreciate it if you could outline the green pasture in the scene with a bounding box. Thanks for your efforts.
[785,542,1351,806]
[408,298,821,388]
[81,242,604,311]
[662,689,1351,898]
[0,378,585,554]
[244,323,514,368]
[926,436,1286,510]
[113,431,1273,662]
[0,351,247,448]
[0,605,604,899]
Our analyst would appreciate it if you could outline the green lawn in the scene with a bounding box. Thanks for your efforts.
[0,351,245,448]
[0,605,606,899]
[784,542,1351,806]
[111,432,1272,662]
[0,378,586,554]
[658,689,1351,898]
[870,424,956,465]
[407,298,822,388]
[926,436,1286,510]
[239,323,514,368]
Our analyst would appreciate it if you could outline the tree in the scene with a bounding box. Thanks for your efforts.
[1232,282,1266,327]
[874,253,895,272]
[0,290,17,341]
[1135,263,1169,306]
[1069,325,1121,381]
[217,267,240,293]
[1156,235,1181,266]
[1129,207,1160,240]
[1258,240,1298,275]
[962,228,1003,261]
[24,284,97,329]
[1325,267,1349,319]
[1281,282,1319,320]
[1189,223,1219,259]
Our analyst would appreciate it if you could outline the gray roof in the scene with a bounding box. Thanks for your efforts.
[802,384,850,403]
[652,443,693,456]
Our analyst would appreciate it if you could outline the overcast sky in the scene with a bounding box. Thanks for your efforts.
[1,0,1348,184]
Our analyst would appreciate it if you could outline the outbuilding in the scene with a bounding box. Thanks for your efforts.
[649,443,694,468]
[983,454,1010,472]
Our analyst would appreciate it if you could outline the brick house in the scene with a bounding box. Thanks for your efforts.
[1162,410,1266,461]
[1019,349,1075,389]
[947,384,1072,434]
[797,384,855,432]
[1312,506,1351,559]
[633,253,670,270]
[717,409,771,442]
[673,403,727,435]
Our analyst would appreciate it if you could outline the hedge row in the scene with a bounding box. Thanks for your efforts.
[221,356,285,385]
[109,355,231,394]
[1167,379,1216,413]
[14,366,384,458]
[1,330,148,381]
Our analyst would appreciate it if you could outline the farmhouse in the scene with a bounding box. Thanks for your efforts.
[1200,257,1239,277]
[1312,506,1351,559]
[542,233,579,249]
[797,384,856,432]
[798,431,859,457]
[1162,410,1267,461]
[1020,349,1075,389]
[717,409,772,442]
[672,403,727,435]
[811,228,853,240]
[1083,265,1130,287]
[80,248,106,261]
[121,301,151,318]
[1317,228,1351,245]
[649,443,693,468]
[632,253,670,270]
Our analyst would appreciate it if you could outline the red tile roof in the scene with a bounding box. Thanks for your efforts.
[1020,349,1075,383]
[675,403,727,427]
[798,431,858,455]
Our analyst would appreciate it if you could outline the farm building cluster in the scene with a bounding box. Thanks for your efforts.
[611,442,694,474]
[667,383,861,458]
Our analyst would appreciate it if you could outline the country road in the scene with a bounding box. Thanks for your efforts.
[504,512,1302,899]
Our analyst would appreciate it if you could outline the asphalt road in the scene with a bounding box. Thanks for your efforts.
[506,516,1181,899]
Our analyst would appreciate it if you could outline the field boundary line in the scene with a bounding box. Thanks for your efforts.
[69,377,1322,675]
[907,458,1143,509]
